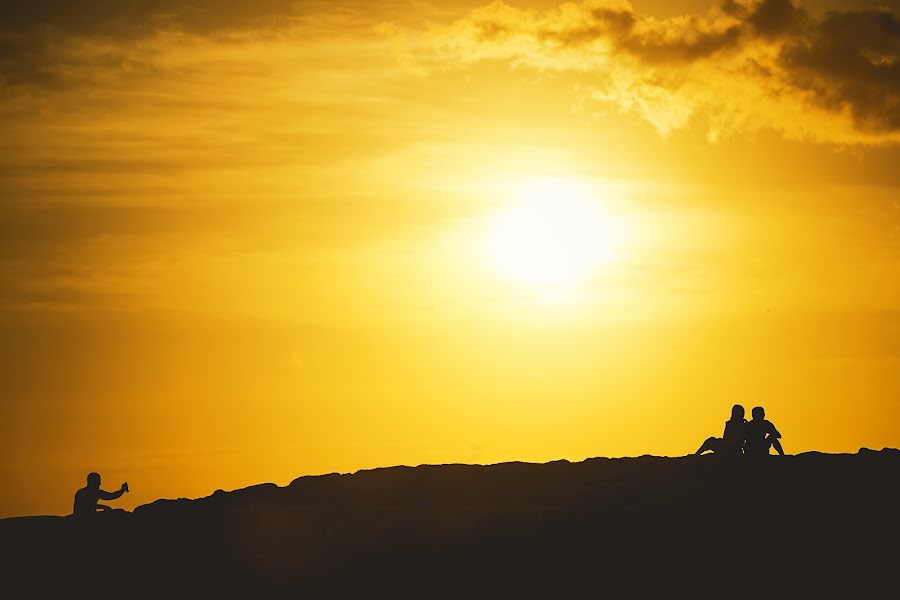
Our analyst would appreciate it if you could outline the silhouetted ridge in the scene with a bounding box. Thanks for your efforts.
[2,450,898,596]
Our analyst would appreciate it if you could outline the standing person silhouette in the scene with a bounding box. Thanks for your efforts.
[73,472,129,516]
[695,404,747,455]
[744,406,785,456]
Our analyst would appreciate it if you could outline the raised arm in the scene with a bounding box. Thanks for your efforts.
[98,486,126,501]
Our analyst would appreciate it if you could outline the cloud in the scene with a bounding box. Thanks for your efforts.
[0,0,389,90]
[0,1,274,87]
[779,8,900,133]
[0,1,307,36]
[405,0,900,144]
[536,1,747,64]
[754,1,802,35]
[3,1,895,144]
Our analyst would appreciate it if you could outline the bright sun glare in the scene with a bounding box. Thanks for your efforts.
[485,177,620,290]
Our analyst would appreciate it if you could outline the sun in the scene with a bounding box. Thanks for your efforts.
[484,176,619,290]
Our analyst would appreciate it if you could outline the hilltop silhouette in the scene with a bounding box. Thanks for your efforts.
[2,449,898,596]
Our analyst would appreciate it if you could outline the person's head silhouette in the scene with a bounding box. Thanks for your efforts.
[731,405,745,420]
[751,406,765,420]
[87,472,101,488]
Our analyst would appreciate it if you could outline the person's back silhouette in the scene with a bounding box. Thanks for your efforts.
[695,404,747,455]
[743,406,785,456]
[73,472,129,516]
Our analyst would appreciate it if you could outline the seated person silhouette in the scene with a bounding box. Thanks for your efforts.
[743,406,785,456]
[73,472,129,516]
[695,404,746,455]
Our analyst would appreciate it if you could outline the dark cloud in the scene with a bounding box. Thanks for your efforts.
[525,5,744,62]
[746,0,806,37]
[619,22,743,63]
[780,8,900,132]
[0,0,382,88]
[0,0,427,36]
[534,5,742,63]
[496,1,800,64]
[0,1,303,37]
[638,1,899,133]
[0,0,295,88]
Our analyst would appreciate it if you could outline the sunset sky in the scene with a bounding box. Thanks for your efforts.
[1,0,899,518]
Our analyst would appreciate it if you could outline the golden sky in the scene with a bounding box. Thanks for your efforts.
[1,0,899,517]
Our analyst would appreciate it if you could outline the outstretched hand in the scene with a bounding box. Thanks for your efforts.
[122,482,129,493]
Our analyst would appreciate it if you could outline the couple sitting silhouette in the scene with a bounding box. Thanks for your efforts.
[696,405,785,456]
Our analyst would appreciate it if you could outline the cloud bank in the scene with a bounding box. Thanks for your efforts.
[0,1,896,144]
[406,0,900,143]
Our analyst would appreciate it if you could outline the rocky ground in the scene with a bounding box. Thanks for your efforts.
[2,449,898,596]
